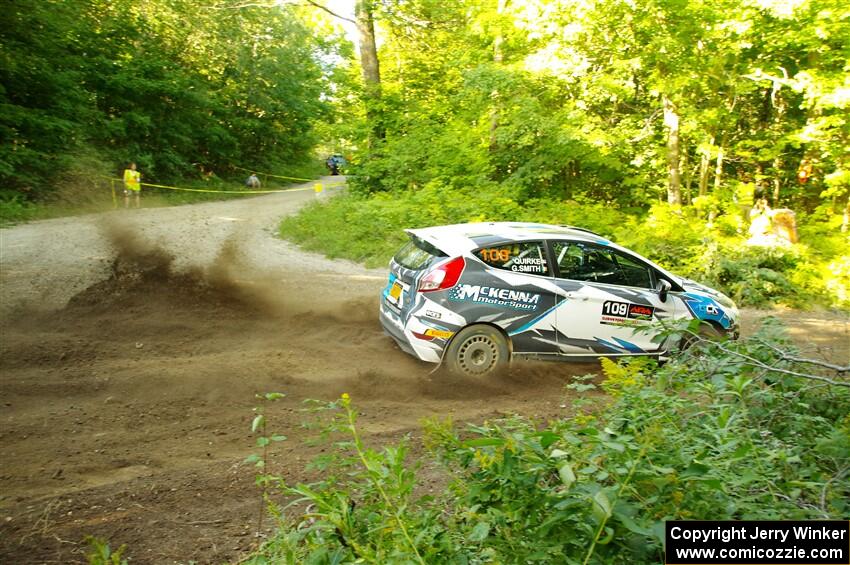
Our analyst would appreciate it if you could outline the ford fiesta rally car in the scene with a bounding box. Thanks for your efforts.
[379,222,739,376]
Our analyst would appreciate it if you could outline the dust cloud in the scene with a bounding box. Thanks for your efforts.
[17,221,582,402]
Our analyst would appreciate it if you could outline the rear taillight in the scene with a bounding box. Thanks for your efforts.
[418,256,465,292]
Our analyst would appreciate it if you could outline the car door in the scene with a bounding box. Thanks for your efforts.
[468,240,563,356]
[549,240,676,356]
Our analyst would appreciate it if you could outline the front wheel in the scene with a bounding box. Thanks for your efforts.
[678,321,724,352]
[444,324,510,377]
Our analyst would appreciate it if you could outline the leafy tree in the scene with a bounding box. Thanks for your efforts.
[0,0,338,199]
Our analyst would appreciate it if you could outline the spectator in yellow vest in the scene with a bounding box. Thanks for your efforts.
[123,162,141,208]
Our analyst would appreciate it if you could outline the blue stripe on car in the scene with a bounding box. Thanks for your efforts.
[612,337,644,353]
[594,337,644,353]
[682,292,732,330]
[508,301,564,336]
[594,337,623,352]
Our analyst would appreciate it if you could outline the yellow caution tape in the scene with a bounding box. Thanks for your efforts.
[102,176,345,195]
[136,180,311,194]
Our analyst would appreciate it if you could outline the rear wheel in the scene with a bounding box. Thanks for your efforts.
[444,324,510,377]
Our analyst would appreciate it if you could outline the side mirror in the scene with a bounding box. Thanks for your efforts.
[656,279,672,302]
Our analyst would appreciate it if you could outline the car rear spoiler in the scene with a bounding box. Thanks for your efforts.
[404,229,450,257]
[560,225,604,237]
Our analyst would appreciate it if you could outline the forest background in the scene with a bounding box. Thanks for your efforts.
[2,0,848,307]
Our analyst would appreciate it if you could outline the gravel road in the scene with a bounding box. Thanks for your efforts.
[1,177,382,316]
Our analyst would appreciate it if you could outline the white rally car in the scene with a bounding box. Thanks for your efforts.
[379,222,739,376]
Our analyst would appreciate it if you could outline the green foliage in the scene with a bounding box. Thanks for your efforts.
[432,321,849,563]
[246,392,288,536]
[84,536,128,565]
[281,188,849,308]
[694,244,799,307]
[0,195,37,226]
[328,0,850,214]
[1,0,337,200]
[301,0,850,308]
[248,320,850,563]
[244,393,441,564]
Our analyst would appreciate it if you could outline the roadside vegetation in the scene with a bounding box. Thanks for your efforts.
[281,190,849,309]
[279,0,849,310]
[1,0,340,223]
[245,320,849,563]
[0,171,322,226]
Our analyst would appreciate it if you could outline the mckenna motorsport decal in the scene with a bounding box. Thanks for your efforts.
[449,284,540,311]
[601,300,655,325]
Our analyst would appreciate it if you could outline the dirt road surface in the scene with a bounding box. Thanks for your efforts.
[1,178,848,563]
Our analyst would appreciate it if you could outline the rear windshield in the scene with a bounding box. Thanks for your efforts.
[394,236,446,270]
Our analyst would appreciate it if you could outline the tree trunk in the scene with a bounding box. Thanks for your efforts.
[663,95,681,205]
[489,0,507,153]
[706,142,724,226]
[355,0,384,143]
[713,143,724,193]
[681,143,692,204]
[755,162,766,198]
[772,155,782,204]
[698,137,712,197]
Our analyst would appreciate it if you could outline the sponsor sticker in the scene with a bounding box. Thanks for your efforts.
[449,284,540,311]
[424,328,454,339]
[601,300,655,324]
[389,282,402,300]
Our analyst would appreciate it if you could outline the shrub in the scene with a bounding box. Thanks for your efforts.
[247,319,850,563]
[280,189,848,308]
[0,195,37,225]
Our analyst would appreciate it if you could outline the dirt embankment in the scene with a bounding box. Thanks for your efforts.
[1,183,847,564]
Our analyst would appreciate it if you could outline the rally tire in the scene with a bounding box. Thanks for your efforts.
[444,324,510,377]
[679,321,724,352]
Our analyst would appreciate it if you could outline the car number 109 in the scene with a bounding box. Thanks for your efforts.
[602,301,629,316]
[602,300,655,320]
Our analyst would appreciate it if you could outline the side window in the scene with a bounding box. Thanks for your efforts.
[614,250,655,289]
[477,241,550,276]
[552,242,654,289]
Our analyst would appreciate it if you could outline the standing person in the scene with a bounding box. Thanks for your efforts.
[123,162,141,208]
[246,173,261,189]
[326,156,339,175]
